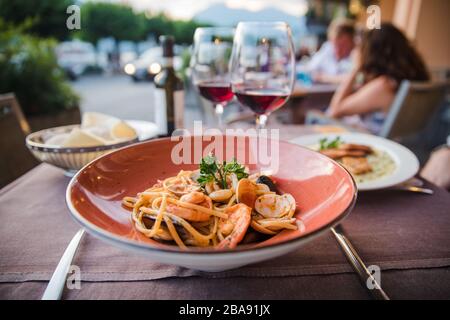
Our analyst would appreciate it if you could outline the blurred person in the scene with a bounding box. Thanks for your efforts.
[327,23,429,134]
[421,137,450,190]
[305,19,356,84]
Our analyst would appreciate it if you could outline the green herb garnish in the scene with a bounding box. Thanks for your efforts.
[197,154,219,186]
[197,154,248,189]
[319,137,342,150]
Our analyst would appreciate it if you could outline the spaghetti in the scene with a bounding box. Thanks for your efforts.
[123,158,298,249]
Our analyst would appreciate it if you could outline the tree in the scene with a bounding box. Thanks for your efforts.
[145,13,175,40]
[79,2,147,44]
[0,21,79,116]
[172,20,211,44]
[0,0,75,40]
[144,13,211,44]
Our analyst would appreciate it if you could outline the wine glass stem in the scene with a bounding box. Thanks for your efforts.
[256,114,268,130]
[215,103,224,128]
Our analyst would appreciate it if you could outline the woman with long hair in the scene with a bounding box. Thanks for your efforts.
[327,23,429,133]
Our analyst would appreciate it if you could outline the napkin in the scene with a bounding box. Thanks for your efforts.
[44,112,137,147]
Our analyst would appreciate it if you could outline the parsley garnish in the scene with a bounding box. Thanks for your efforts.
[197,154,248,189]
[197,155,219,186]
[319,137,342,150]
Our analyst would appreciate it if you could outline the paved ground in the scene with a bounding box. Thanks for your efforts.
[71,74,157,122]
[70,74,240,128]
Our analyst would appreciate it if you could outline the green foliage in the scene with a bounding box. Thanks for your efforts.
[79,2,147,43]
[145,13,211,44]
[172,20,212,44]
[0,0,211,45]
[0,22,79,116]
[0,0,75,40]
[145,13,175,40]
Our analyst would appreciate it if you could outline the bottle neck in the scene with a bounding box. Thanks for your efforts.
[161,57,174,68]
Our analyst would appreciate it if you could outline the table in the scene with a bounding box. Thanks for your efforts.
[292,83,338,98]
[289,83,338,124]
[1,126,450,300]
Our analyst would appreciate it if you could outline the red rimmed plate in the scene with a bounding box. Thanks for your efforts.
[66,135,357,271]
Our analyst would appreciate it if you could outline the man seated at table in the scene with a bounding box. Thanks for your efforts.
[305,19,356,84]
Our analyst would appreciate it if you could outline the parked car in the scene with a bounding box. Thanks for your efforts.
[56,41,99,80]
[124,46,183,82]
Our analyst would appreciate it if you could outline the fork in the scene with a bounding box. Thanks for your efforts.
[392,185,434,195]
[391,178,434,195]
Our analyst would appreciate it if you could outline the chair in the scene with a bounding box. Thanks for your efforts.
[379,81,447,139]
[0,93,38,188]
[0,93,31,135]
[306,80,448,139]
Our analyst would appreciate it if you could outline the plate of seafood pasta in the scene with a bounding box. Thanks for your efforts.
[66,135,357,271]
[290,133,420,191]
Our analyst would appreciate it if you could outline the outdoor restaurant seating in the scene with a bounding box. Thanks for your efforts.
[306,80,448,141]
[1,0,449,305]
[0,93,37,187]
[379,81,447,139]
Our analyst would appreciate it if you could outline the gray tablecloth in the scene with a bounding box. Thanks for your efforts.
[1,163,449,300]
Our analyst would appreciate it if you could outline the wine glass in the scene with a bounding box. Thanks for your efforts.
[191,27,235,127]
[229,22,295,129]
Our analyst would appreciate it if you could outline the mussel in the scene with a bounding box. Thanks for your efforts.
[142,214,194,243]
[142,213,181,227]
[256,175,279,194]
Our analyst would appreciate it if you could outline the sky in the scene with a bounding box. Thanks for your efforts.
[109,0,309,20]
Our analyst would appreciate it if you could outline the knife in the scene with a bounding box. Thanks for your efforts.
[331,225,390,300]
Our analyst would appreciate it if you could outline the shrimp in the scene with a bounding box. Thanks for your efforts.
[166,191,212,222]
[217,203,252,249]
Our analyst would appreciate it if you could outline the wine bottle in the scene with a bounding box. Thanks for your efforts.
[153,35,184,136]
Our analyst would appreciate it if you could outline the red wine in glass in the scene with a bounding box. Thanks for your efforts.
[197,82,234,103]
[234,89,289,115]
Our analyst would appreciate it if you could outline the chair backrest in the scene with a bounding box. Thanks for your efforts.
[379,80,447,139]
[0,93,38,188]
[0,93,31,136]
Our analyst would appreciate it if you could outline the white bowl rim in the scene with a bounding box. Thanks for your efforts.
[26,124,139,153]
